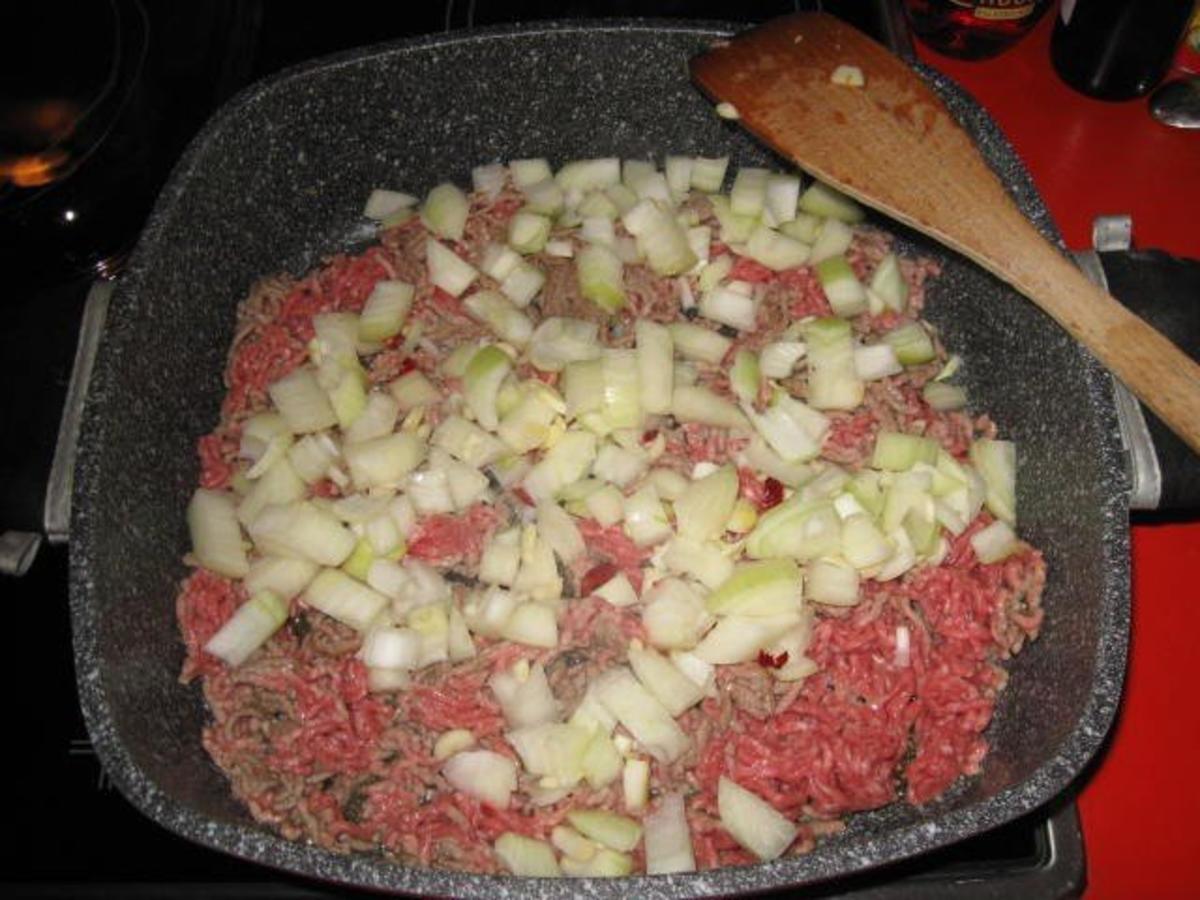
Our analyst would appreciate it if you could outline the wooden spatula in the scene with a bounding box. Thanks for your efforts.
[691,12,1200,455]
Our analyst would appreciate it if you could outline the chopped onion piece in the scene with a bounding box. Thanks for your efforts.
[363,189,416,220]
[442,750,517,809]
[236,457,306,526]
[243,556,318,599]
[556,158,621,192]
[592,667,691,763]
[529,317,602,372]
[510,157,553,187]
[628,643,705,717]
[673,385,749,429]
[745,495,840,561]
[536,500,585,565]
[815,256,868,318]
[700,285,757,330]
[674,464,738,542]
[622,484,673,547]
[717,776,797,861]
[730,167,768,217]
[508,211,552,254]
[248,501,357,567]
[971,518,1022,563]
[622,199,697,276]
[432,415,508,467]
[342,432,426,489]
[462,345,512,431]
[634,319,674,415]
[204,590,288,666]
[425,239,478,297]
[567,809,642,853]
[759,341,807,379]
[641,578,711,650]
[663,536,734,590]
[694,613,802,665]
[742,393,828,463]
[664,155,694,199]
[593,571,638,606]
[304,568,388,631]
[494,833,561,878]
[463,290,533,345]
[500,261,546,308]
[269,368,337,434]
[524,430,597,502]
[471,163,506,197]
[806,559,860,606]
[644,793,696,874]
[623,758,652,814]
[522,178,564,217]
[344,391,400,444]
[883,322,936,365]
[841,513,893,569]
[870,252,909,311]
[667,321,731,364]
[923,381,968,411]
[798,181,864,224]
[362,626,422,669]
[745,224,811,270]
[388,370,441,411]
[854,343,903,380]
[690,156,729,193]
[706,558,802,617]
[421,182,469,240]
[873,431,939,471]
[359,280,413,342]
[809,219,855,265]
[576,243,627,313]
[187,494,250,578]
[490,661,560,728]
[480,242,522,280]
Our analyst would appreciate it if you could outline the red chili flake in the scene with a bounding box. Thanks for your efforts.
[642,429,659,443]
[511,487,535,507]
[759,477,785,510]
[397,357,417,376]
[757,649,789,669]
[579,563,620,598]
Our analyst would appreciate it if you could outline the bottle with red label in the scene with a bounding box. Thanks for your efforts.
[903,0,1052,60]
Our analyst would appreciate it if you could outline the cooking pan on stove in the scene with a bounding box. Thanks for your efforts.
[69,21,1129,897]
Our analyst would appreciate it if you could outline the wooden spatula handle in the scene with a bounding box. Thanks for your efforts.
[1002,237,1200,454]
[691,12,1200,455]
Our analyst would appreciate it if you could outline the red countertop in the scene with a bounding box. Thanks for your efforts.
[916,10,1200,900]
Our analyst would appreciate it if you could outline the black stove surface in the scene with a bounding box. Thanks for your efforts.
[3,2,1085,897]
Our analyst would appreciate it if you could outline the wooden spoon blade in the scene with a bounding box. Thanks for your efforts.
[691,11,1007,255]
[692,12,1200,456]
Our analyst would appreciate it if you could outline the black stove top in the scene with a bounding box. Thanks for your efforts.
[3,2,1086,897]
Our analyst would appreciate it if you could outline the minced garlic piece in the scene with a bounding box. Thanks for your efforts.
[715,101,740,120]
[831,64,866,87]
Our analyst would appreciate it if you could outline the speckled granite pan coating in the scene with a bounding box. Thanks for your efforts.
[70,21,1129,897]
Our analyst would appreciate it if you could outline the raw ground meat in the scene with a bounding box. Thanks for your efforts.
[177,175,1046,874]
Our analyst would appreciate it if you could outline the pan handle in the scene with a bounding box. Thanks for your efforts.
[43,279,115,545]
[1073,215,1163,512]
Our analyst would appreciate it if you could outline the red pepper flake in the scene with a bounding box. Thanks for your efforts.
[642,429,659,443]
[757,649,789,669]
[397,357,417,376]
[579,563,620,598]
[511,487,535,507]
[759,477,785,510]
